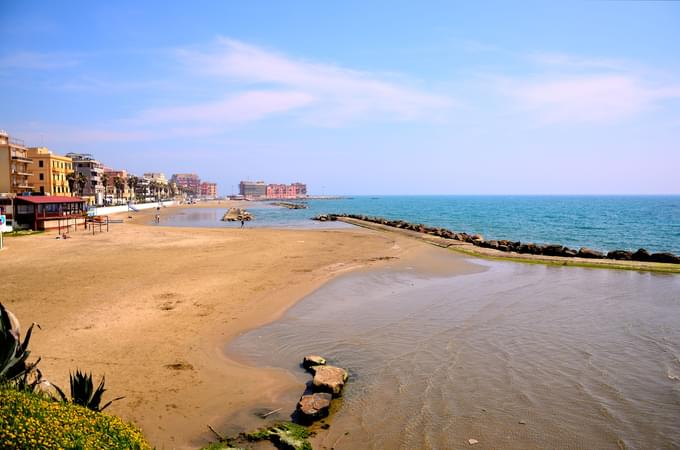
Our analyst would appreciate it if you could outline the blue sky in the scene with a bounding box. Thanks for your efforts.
[1,1,679,195]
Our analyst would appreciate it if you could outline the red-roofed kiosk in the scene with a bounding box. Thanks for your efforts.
[14,196,86,231]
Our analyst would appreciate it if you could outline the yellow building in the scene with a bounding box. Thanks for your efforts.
[0,130,33,194]
[26,147,73,196]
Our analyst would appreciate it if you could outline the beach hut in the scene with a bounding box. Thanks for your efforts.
[13,195,86,231]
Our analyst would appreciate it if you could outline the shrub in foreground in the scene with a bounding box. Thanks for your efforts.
[0,388,151,449]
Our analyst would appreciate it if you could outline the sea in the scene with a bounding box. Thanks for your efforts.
[162,195,680,254]
[167,195,680,449]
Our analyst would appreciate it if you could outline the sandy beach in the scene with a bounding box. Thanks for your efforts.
[0,204,474,449]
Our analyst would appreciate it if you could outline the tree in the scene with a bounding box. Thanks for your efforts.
[100,173,109,205]
[127,176,138,203]
[76,173,87,197]
[113,176,125,204]
[66,172,76,196]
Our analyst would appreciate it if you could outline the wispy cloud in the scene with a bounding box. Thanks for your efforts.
[175,37,452,125]
[0,51,80,70]
[493,52,680,124]
[135,90,316,125]
[499,74,680,123]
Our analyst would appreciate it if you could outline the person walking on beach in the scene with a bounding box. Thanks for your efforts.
[240,219,245,228]
[155,214,160,224]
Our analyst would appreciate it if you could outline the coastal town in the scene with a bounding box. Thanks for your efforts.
[0,129,308,232]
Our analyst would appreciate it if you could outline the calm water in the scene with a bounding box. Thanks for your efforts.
[228,260,680,449]
[162,196,680,254]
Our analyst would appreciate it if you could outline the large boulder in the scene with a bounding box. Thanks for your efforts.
[543,245,565,256]
[578,247,604,259]
[312,365,349,396]
[649,252,680,264]
[631,248,651,261]
[297,392,332,420]
[607,250,633,260]
[302,355,326,371]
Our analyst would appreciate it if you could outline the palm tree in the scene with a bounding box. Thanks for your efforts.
[100,173,109,205]
[113,176,125,205]
[66,172,76,196]
[76,173,87,197]
[127,176,138,203]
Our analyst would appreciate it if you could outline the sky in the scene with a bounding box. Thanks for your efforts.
[1,1,679,195]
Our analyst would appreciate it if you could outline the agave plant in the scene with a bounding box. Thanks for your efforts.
[0,303,40,383]
[53,369,124,412]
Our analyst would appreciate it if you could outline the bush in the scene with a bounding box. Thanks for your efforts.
[0,388,151,449]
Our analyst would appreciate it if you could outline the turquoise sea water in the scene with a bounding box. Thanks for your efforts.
[164,196,680,254]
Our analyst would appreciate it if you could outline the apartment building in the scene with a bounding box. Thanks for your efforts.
[266,182,308,199]
[103,168,130,204]
[65,153,105,205]
[27,147,73,196]
[171,173,201,196]
[200,182,217,198]
[0,130,33,194]
[239,180,266,199]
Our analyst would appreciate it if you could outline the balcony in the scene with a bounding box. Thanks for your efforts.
[11,153,32,164]
[13,182,33,189]
[11,169,33,177]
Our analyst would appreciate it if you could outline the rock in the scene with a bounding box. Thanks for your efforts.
[607,250,633,260]
[297,393,332,420]
[631,248,651,261]
[468,438,479,445]
[302,355,326,371]
[563,248,578,257]
[470,234,484,243]
[518,420,527,425]
[543,244,565,256]
[578,247,604,259]
[312,365,349,396]
[649,252,680,264]
[486,240,499,250]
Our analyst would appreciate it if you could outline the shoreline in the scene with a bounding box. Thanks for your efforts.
[1,202,465,449]
[338,217,680,274]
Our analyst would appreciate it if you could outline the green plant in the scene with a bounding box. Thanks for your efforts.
[53,370,124,412]
[0,387,151,449]
[0,303,40,384]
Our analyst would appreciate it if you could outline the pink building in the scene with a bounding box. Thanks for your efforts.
[266,182,307,199]
[200,182,217,197]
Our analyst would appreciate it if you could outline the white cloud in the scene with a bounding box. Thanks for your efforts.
[175,37,452,125]
[135,90,315,125]
[494,52,680,123]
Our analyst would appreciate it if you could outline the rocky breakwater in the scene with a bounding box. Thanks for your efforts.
[221,207,252,221]
[272,202,308,209]
[296,355,349,423]
[312,214,680,265]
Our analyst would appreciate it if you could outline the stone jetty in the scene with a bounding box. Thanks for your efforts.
[221,207,252,221]
[271,202,308,209]
[312,214,680,265]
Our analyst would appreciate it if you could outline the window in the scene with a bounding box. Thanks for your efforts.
[39,160,43,167]
[39,174,44,180]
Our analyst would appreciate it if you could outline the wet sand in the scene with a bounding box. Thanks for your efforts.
[229,258,680,449]
[0,204,476,449]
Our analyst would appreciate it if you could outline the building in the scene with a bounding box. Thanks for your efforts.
[266,182,308,199]
[0,130,33,194]
[26,147,73,196]
[103,168,130,205]
[13,195,86,231]
[171,173,201,196]
[239,180,266,199]
[200,182,217,198]
[66,153,105,205]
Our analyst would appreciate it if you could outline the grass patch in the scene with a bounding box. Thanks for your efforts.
[2,229,44,238]
[0,387,151,449]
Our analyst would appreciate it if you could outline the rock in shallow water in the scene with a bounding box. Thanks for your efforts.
[312,365,349,396]
[297,392,332,420]
[302,355,326,371]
